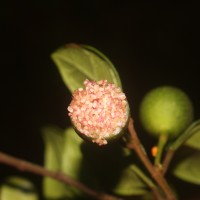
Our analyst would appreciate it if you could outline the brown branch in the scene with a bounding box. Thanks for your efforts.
[127,118,176,200]
[152,188,166,200]
[0,152,122,200]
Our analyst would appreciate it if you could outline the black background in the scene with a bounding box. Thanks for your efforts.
[0,1,200,199]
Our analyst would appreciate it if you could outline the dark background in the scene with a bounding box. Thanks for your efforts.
[0,1,199,199]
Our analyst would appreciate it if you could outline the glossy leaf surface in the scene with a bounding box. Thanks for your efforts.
[51,43,122,92]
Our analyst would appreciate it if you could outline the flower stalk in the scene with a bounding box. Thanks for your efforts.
[154,134,168,167]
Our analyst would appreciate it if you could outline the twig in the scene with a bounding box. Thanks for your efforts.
[152,189,166,200]
[127,118,176,200]
[0,152,122,200]
[162,149,175,175]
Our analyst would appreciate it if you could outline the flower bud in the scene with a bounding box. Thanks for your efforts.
[68,79,129,145]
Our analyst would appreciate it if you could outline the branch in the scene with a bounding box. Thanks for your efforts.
[127,118,176,200]
[162,149,175,175]
[0,152,122,200]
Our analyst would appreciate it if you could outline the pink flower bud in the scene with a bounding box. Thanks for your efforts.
[68,79,129,145]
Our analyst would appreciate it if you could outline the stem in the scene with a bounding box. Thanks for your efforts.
[127,118,176,200]
[155,134,168,167]
[0,152,121,200]
[162,149,175,175]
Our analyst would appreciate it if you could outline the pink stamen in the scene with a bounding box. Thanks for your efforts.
[68,79,129,145]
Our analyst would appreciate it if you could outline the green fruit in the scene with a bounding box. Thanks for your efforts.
[140,86,194,138]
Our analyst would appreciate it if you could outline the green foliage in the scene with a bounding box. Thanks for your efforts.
[168,119,200,151]
[47,44,200,199]
[61,127,83,178]
[42,126,85,199]
[0,177,38,200]
[2,43,200,199]
[185,120,200,150]
[51,43,122,92]
[173,150,200,185]
[60,127,84,197]
[42,126,67,198]
[170,119,200,185]
[42,125,149,198]
[47,44,150,198]
[112,164,148,196]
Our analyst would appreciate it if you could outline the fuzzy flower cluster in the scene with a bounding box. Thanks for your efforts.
[68,79,129,145]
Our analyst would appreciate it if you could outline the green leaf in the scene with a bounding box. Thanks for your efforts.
[0,177,38,200]
[113,164,148,196]
[167,119,200,151]
[185,122,200,150]
[42,126,67,198]
[61,127,83,178]
[185,130,200,150]
[60,127,84,196]
[43,126,96,199]
[173,150,200,185]
[51,43,122,92]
